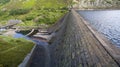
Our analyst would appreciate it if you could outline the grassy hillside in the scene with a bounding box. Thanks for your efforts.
[0,36,34,67]
[0,0,68,27]
[0,0,68,67]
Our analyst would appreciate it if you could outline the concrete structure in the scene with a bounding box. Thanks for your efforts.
[21,9,120,67]
[50,10,120,67]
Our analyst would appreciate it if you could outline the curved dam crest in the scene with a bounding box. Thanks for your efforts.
[16,9,120,67]
[50,10,120,67]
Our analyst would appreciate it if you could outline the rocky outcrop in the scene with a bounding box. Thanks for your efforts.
[73,0,120,9]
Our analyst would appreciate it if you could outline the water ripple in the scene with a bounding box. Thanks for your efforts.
[78,10,120,47]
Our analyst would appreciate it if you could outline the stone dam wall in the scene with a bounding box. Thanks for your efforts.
[49,10,120,67]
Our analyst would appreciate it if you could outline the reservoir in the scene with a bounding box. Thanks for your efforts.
[78,10,120,47]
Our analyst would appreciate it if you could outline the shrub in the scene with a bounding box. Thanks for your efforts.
[106,0,112,4]
[25,16,34,21]
[17,21,36,26]
[0,11,6,16]
[0,0,10,4]
[9,9,30,15]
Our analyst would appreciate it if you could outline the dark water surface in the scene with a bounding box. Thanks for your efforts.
[77,10,120,47]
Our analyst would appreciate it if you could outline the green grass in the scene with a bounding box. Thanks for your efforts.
[0,36,34,67]
[0,0,68,67]
[0,0,10,5]
[22,0,35,9]
[17,21,36,26]
[0,0,68,27]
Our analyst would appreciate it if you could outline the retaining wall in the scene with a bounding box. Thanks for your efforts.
[50,10,120,67]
